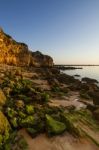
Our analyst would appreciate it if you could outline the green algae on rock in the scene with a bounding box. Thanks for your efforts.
[26,105,34,115]
[0,111,11,145]
[45,114,66,135]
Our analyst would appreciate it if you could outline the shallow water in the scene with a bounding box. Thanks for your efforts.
[63,66,99,82]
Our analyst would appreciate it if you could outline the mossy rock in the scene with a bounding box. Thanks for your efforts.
[18,111,26,119]
[19,116,35,127]
[10,117,18,128]
[51,86,60,92]
[62,113,83,137]
[0,111,11,144]
[41,93,50,103]
[26,128,38,138]
[46,114,66,135]
[0,89,7,106]
[18,95,32,103]
[26,105,34,115]
[6,107,17,118]
[4,132,28,150]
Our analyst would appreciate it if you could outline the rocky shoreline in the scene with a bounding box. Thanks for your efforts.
[0,64,99,150]
[0,29,99,150]
[54,65,83,70]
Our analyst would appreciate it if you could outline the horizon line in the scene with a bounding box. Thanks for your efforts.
[54,64,99,66]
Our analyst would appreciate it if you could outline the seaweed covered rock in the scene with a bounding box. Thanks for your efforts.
[61,113,83,137]
[41,93,50,103]
[19,116,35,127]
[0,111,11,145]
[25,105,34,115]
[0,89,7,106]
[46,114,66,135]
[26,128,38,138]
[4,132,28,150]
[10,117,18,128]
[6,107,17,118]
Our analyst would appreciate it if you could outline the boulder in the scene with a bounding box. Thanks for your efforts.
[82,77,98,84]
[20,116,35,127]
[88,91,99,105]
[50,68,60,75]
[80,83,89,91]
[56,73,80,85]
[46,114,66,135]
[74,74,80,77]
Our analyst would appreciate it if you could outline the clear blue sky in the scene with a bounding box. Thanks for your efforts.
[0,0,99,64]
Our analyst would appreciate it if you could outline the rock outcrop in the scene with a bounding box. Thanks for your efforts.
[0,28,53,67]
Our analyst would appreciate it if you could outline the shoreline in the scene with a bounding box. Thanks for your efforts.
[0,65,99,150]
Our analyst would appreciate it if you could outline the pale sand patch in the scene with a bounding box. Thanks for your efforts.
[49,99,86,109]
[32,79,51,90]
[32,79,48,85]
[19,129,99,150]
[22,72,38,78]
[49,92,86,109]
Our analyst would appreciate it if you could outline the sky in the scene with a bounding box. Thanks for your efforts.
[0,0,99,64]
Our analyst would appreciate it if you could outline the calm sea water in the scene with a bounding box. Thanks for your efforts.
[63,66,99,82]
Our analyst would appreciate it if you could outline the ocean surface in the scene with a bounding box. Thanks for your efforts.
[63,66,99,82]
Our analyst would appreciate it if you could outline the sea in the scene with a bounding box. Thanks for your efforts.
[62,66,99,82]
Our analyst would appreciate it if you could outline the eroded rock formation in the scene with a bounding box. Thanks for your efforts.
[0,28,53,67]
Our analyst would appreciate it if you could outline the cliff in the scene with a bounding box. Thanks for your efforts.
[0,28,53,67]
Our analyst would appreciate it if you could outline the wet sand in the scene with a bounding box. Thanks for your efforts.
[19,129,99,150]
[49,91,86,110]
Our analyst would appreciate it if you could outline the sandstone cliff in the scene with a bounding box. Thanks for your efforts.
[0,28,53,67]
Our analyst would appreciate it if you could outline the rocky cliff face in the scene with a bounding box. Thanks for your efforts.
[0,28,53,67]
